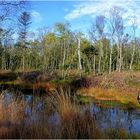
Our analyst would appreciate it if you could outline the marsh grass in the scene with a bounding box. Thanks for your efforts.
[0,89,139,139]
[49,88,101,138]
[105,128,140,139]
[78,87,140,108]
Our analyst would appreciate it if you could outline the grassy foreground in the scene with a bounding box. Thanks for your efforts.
[0,90,139,139]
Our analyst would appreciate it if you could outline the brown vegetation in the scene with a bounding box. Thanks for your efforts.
[76,72,140,108]
[0,89,139,139]
[1,70,140,107]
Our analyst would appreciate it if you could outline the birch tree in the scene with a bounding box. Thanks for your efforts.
[111,7,124,72]
[108,7,117,73]
[129,16,137,70]
[77,34,82,70]
[95,15,105,73]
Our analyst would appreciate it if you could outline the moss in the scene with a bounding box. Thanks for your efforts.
[0,82,32,94]
[75,95,92,105]
[94,100,125,107]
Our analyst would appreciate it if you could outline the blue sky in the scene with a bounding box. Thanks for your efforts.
[30,1,91,34]
[29,0,140,37]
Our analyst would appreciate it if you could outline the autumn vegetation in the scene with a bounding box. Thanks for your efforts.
[0,0,140,139]
[0,91,139,139]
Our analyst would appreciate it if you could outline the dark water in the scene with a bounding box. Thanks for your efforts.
[88,104,140,134]
[1,90,140,135]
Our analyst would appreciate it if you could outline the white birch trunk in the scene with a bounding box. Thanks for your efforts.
[77,37,82,70]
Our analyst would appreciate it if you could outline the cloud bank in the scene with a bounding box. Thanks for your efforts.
[64,0,140,27]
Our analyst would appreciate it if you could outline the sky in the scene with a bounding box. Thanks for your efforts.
[29,0,140,37]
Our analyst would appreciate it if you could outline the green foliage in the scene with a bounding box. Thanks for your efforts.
[1,16,140,74]
[82,45,97,57]
[75,95,91,104]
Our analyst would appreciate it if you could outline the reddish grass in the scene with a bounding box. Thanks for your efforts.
[78,86,139,108]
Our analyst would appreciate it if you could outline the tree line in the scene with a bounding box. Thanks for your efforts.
[0,2,140,77]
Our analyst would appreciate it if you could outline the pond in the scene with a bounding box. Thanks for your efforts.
[1,89,140,138]
[88,104,140,134]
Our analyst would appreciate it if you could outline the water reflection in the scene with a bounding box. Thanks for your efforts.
[88,104,140,134]
[1,90,140,135]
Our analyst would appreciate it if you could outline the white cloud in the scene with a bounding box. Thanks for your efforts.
[64,0,140,27]
[31,10,43,23]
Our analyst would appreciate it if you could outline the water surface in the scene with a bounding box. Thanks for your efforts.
[1,90,140,135]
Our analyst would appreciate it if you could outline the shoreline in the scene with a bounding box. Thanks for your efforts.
[0,71,140,109]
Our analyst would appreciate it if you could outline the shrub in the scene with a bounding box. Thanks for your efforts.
[71,77,92,91]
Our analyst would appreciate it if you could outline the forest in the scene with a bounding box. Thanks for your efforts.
[0,0,140,139]
[1,1,140,74]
